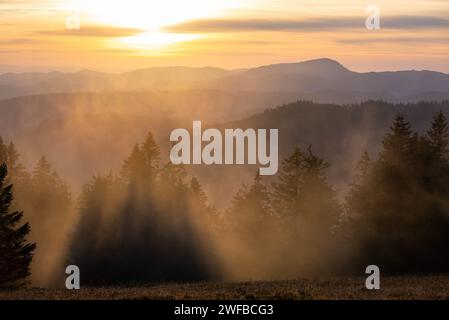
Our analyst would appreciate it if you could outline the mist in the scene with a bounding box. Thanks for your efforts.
[1,98,449,286]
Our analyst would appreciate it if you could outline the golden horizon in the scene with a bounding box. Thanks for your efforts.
[0,0,448,72]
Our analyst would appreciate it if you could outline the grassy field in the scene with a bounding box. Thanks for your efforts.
[0,275,448,300]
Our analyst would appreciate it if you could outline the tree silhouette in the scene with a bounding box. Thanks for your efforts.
[227,173,273,234]
[71,133,214,284]
[141,131,161,178]
[189,177,217,231]
[0,164,36,286]
[272,146,340,235]
[380,114,414,163]
[346,112,449,273]
[427,110,449,160]
[224,173,278,278]
[0,138,7,165]
[272,146,341,276]
[190,177,207,208]
[0,138,30,192]
[6,142,27,180]
[17,156,73,286]
[121,132,161,186]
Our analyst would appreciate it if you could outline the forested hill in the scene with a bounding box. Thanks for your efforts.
[0,97,448,208]
[205,100,449,201]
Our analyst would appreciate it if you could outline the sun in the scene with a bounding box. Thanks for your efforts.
[74,0,236,30]
[63,0,238,48]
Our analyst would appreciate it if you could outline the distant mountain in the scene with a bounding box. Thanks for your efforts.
[206,58,449,100]
[0,66,230,100]
[0,90,301,135]
[1,58,448,103]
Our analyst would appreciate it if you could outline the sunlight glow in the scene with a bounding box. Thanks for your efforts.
[118,32,201,50]
[63,0,237,48]
[74,0,236,30]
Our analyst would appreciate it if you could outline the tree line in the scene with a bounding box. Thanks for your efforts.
[0,140,72,287]
[1,110,449,286]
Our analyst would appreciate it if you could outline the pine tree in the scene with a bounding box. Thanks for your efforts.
[0,139,30,190]
[345,116,417,272]
[141,131,161,179]
[345,152,372,221]
[189,177,218,228]
[0,164,36,286]
[32,156,51,180]
[345,112,449,273]
[0,137,7,165]
[227,173,272,233]
[30,156,71,205]
[271,147,303,219]
[380,114,414,165]
[271,146,340,276]
[22,156,72,285]
[299,146,340,231]
[190,177,208,207]
[272,146,340,233]
[224,173,277,277]
[6,142,29,183]
[427,110,449,161]
[122,133,160,180]
[424,110,449,194]
[71,132,215,283]
[121,144,146,183]
[157,162,188,208]
[121,132,161,188]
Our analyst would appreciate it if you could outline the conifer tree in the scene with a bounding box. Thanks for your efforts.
[227,173,272,233]
[272,146,340,233]
[271,146,340,275]
[121,144,146,183]
[189,177,217,229]
[0,137,7,165]
[0,164,36,286]
[30,156,71,206]
[142,131,161,179]
[6,142,28,183]
[299,146,340,231]
[190,177,207,207]
[345,112,449,273]
[345,152,371,219]
[380,114,414,164]
[345,116,417,272]
[271,147,304,220]
[224,173,277,277]
[69,132,229,282]
[0,139,29,188]
[427,110,449,161]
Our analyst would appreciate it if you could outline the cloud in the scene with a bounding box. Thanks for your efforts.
[384,16,449,28]
[338,37,449,45]
[0,38,43,45]
[0,50,23,54]
[163,16,449,33]
[39,26,145,38]
[0,0,59,11]
[164,18,359,33]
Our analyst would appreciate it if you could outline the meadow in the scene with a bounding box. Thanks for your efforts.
[1,276,448,300]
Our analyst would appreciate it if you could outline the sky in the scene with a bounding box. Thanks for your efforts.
[0,0,448,73]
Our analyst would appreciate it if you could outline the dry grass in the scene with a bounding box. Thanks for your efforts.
[1,275,448,300]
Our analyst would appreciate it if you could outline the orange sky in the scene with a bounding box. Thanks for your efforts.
[0,0,448,72]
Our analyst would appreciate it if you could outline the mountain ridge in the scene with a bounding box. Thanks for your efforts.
[0,58,448,102]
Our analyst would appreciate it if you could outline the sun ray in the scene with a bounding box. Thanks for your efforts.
[61,0,239,48]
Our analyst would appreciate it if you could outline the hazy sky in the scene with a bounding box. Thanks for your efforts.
[0,0,448,72]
